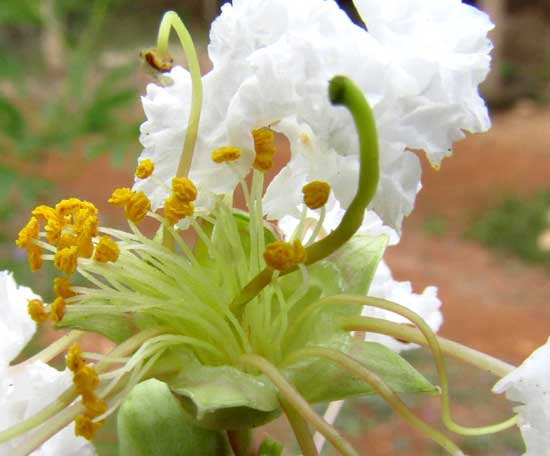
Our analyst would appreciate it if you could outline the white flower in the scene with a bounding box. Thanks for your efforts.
[492,340,550,456]
[365,260,442,352]
[135,0,492,232]
[0,272,95,456]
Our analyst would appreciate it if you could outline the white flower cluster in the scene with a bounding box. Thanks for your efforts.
[135,0,493,232]
[0,272,95,456]
[493,340,550,456]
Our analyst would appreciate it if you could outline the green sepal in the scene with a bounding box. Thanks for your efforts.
[118,379,232,456]
[285,337,438,404]
[163,354,280,430]
[258,436,284,456]
[329,233,389,295]
[55,309,134,343]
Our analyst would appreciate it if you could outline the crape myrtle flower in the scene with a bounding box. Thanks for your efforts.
[135,0,493,231]
[0,272,95,456]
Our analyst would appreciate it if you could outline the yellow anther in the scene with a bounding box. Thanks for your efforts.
[44,216,64,244]
[108,187,133,207]
[16,217,39,249]
[140,48,174,72]
[54,246,79,275]
[163,194,194,225]
[66,343,85,372]
[32,205,57,223]
[77,234,94,259]
[135,159,155,179]
[172,177,197,202]
[211,146,242,164]
[125,191,151,224]
[54,277,76,299]
[82,392,108,418]
[74,414,104,440]
[252,128,276,172]
[93,236,119,263]
[57,233,78,251]
[28,299,48,323]
[73,365,100,394]
[263,240,307,271]
[302,181,331,210]
[50,297,66,323]
[27,245,43,272]
[55,198,83,217]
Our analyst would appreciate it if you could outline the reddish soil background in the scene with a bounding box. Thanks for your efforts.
[39,103,550,455]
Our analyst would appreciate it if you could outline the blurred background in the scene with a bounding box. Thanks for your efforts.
[1,0,549,455]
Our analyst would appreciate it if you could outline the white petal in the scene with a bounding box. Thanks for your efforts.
[0,271,38,367]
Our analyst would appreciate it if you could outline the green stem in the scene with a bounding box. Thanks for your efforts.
[230,75,379,314]
[239,354,358,456]
[341,317,514,378]
[156,11,203,179]
[22,330,83,365]
[279,398,319,456]
[319,295,517,436]
[287,347,464,455]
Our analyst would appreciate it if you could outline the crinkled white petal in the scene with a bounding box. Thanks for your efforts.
[0,361,95,456]
[0,271,38,367]
[364,260,443,352]
[493,340,550,456]
[354,0,493,164]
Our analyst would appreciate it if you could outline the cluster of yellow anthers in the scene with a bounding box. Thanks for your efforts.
[163,177,197,224]
[263,239,306,271]
[16,198,120,324]
[66,343,107,440]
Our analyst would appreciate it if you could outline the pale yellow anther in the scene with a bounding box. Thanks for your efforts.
[75,414,104,440]
[252,128,276,172]
[54,246,79,275]
[66,343,85,372]
[73,365,100,394]
[211,146,242,164]
[135,159,155,179]
[27,245,43,272]
[50,297,66,323]
[16,217,39,249]
[163,195,194,225]
[108,188,133,207]
[54,277,76,299]
[28,299,48,323]
[302,181,331,210]
[125,191,151,224]
[94,236,119,263]
[263,240,307,271]
[172,177,197,202]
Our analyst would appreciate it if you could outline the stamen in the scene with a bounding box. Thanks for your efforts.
[140,48,173,72]
[15,217,39,248]
[108,188,133,207]
[54,246,79,275]
[31,205,57,222]
[54,277,77,298]
[27,245,44,271]
[211,146,241,163]
[73,365,100,394]
[28,299,48,323]
[135,159,155,179]
[252,128,276,171]
[74,414,104,440]
[50,297,66,323]
[264,240,306,271]
[93,236,120,263]
[66,343,85,372]
[81,392,108,418]
[302,181,330,210]
[171,177,197,202]
[125,191,151,224]
[163,195,194,224]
